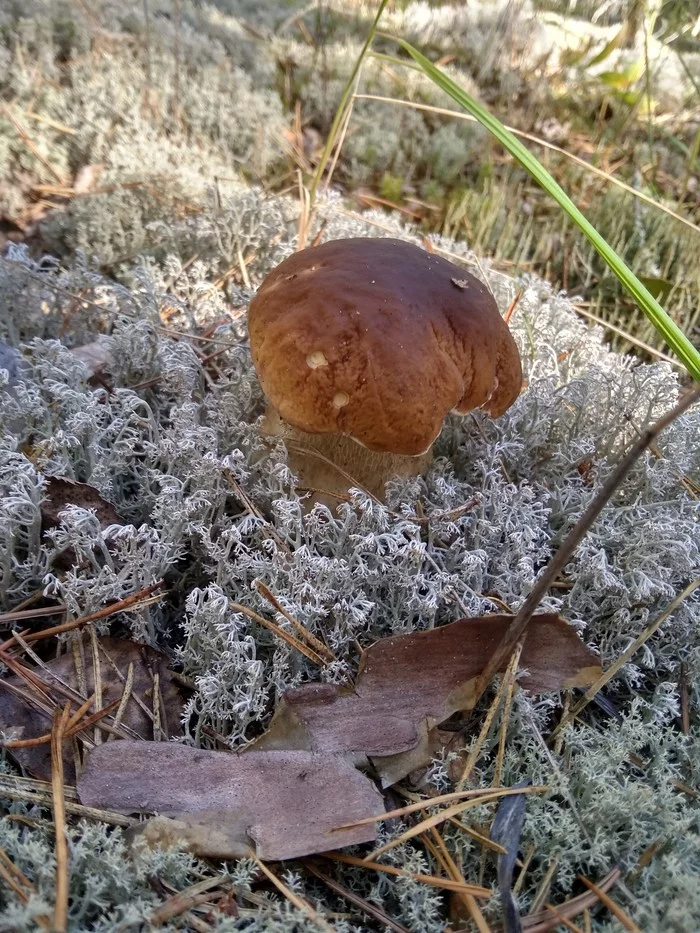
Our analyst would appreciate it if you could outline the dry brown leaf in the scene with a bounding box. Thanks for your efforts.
[41,476,125,530]
[71,341,109,378]
[0,636,183,781]
[78,743,384,860]
[252,613,600,785]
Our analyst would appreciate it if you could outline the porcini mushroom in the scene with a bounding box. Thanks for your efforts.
[249,237,521,506]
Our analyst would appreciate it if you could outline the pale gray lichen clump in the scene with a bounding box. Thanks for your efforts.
[1,186,699,930]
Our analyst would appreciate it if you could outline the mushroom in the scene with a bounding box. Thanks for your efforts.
[248,237,522,507]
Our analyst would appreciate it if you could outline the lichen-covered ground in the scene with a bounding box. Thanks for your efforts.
[1,1,699,351]
[1,2,699,931]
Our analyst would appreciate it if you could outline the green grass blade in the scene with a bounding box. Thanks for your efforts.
[393,37,700,381]
[309,0,389,204]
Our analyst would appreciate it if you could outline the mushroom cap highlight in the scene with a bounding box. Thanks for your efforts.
[248,237,522,456]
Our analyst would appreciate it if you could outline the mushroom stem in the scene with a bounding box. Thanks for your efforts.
[261,406,432,508]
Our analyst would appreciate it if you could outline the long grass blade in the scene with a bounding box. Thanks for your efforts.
[390,38,700,380]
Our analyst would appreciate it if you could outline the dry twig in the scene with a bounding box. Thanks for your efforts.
[472,386,700,706]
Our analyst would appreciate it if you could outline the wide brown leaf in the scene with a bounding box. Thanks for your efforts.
[252,613,600,785]
[78,743,384,860]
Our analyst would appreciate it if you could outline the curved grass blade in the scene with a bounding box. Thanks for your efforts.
[391,37,700,381]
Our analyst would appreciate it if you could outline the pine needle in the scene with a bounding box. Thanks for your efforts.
[577,874,641,932]
[552,577,700,739]
[249,851,337,933]
[50,704,71,933]
[322,851,492,897]
[364,787,545,861]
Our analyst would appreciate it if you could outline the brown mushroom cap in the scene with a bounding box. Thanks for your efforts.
[248,237,522,457]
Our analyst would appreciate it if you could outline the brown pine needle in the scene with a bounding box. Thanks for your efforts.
[577,875,641,933]
[51,704,71,933]
[0,846,51,929]
[107,661,135,741]
[428,826,491,933]
[335,785,544,831]
[0,581,166,652]
[296,170,311,252]
[149,875,226,926]
[545,903,585,933]
[322,851,492,896]
[471,385,700,709]
[303,861,410,933]
[447,816,507,855]
[3,106,66,184]
[504,288,523,325]
[254,580,335,662]
[3,696,119,748]
[494,643,522,787]
[573,304,679,367]
[459,653,520,788]
[249,851,337,933]
[89,627,103,746]
[352,92,700,236]
[229,601,326,667]
[152,671,162,741]
[0,605,66,624]
[552,577,700,739]
[364,787,545,861]
[518,869,621,932]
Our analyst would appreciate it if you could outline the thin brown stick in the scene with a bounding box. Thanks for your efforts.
[89,627,103,745]
[428,827,491,932]
[0,581,165,652]
[152,670,162,741]
[335,785,543,831]
[458,656,518,788]
[253,580,335,661]
[552,577,700,739]
[4,694,92,748]
[303,861,410,933]
[149,876,225,926]
[3,106,65,183]
[447,816,507,855]
[0,849,51,929]
[51,705,71,933]
[107,661,135,741]
[503,288,523,325]
[472,386,700,706]
[0,784,135,827]
[520,869,621,931]
[364,787,546,861]
[0,605,66,625]
[322,852,491,896]
[544,903,585,933]
[249,851,337,933]
[494,643,522,786]
[352,92,700,236]
[577,874,641,932]
[230,602,326,667]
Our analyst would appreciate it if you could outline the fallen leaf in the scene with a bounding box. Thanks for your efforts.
[78,743,384,860]
[0,636,183,781]
[251,614,600,785]
[41,476,125,530]
[491,780,529,933]
[71,340,109,378]
[41,476,126,572]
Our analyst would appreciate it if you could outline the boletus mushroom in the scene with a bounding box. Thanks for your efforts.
[249,237,522,507]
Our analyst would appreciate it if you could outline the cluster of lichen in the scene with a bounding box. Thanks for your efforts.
[1,0,698,349]
[1,0,699,929]
[1,179,699,929]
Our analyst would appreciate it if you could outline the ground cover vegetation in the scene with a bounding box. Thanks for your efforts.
[0,1,699,931]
